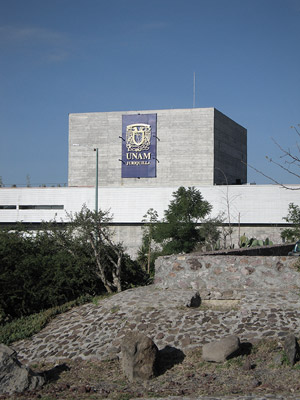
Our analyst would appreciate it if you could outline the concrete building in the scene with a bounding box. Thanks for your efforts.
[1,107,298,257]
[68,108,247,188]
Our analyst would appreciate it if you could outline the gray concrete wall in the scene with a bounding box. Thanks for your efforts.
[229,225,285,247]
[214,109,247,185]
[112,224,289,259]
[68,108,246,188]
[216,225,287,250]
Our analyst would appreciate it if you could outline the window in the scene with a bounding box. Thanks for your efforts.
[19,205,64,210]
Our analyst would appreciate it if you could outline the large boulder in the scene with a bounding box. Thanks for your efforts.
[202,335,241,363]
[284,333,300,365]
[121,332,158,382]
[0,343,44,395]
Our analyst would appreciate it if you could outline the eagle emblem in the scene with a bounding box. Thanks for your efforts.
[126,124,151,152]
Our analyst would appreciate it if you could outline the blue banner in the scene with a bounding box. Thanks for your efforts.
[122,114,157,178]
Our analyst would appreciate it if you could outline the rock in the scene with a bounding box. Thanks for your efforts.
[0,343,44,395]
[202,335,241,363]
[283,333,300,365]
[251,378,262,388]
[186,291,201,308]
[242,357,252,370]
[272,353,283,366]
[120,332,158,382]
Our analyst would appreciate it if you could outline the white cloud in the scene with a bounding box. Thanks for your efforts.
[0,25,71,63]
[0,25,65,44]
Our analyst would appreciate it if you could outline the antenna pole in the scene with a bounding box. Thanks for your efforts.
[193,72,196,108]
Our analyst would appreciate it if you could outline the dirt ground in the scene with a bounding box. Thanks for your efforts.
[2,339,300,400]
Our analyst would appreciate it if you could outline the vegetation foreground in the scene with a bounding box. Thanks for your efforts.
[1,339,300,399]
[1,186,299,399]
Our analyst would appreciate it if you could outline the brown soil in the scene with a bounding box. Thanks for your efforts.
[2,339,300,400]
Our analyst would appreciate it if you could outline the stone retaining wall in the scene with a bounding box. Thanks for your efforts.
[154,254,299,299]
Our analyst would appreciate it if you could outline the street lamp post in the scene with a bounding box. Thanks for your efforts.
[94,148,98,214]
[73,144,99,213]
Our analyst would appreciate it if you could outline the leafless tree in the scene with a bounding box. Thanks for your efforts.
[246,124,300,190]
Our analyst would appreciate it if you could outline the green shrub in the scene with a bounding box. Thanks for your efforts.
[0,229,104,322]
[121,253,150,288]
[0,295,95,345]
[0,225,148,323]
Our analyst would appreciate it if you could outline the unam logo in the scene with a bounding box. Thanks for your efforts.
[126,124,151,152]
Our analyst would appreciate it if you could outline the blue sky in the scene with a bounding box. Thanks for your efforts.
[0,0,299,186]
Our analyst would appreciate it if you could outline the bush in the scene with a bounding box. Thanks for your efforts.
[0,295,95,345]
[0,229,103,322]
[121,253,150,288]
[152,187,218,255]
[0,225,149,323]
[281,203,300,242]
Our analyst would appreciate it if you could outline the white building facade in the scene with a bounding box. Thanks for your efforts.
[0,185,299,257]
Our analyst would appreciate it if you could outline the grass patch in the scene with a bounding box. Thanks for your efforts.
[0,293,111,345]
[117,395,132,400]
[213,356,244,371]
[92,293,113,306]
[251,339,279,354]
[39,396,57,400]
[110,305,120,313]
[281,351,291,366]
[6,339,300,399]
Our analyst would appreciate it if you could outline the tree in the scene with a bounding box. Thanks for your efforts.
[0,208,149,322]
[43,205,125,293]
[48,209,149,293]
[246,125,300,245]
[199,216,223,251]
[152,186,215,254]
[0,226,102,321]
[281,203,300,242]
[137,208,159,275]
[247,124,300,190]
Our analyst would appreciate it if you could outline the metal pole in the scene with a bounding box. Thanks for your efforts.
[193,72,196,108]
[94,148,98,213]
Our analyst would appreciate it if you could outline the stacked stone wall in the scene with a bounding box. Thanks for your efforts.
[154,253,299,299]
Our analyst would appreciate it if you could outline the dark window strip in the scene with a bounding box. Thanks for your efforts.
[19,205,64,210]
